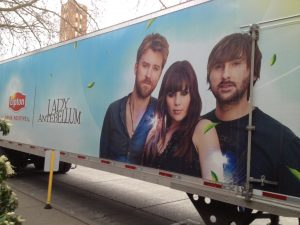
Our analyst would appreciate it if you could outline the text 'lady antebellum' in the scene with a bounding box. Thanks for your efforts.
[38,98,82,125]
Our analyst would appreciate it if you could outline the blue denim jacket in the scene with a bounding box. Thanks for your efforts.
[100,94,157,165]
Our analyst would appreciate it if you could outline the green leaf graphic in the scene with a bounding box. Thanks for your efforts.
[74,41,78,48]
[288,167,300,181]
[87,82,95,89]
[146,18,156,29]
[270,54,276,66]
[211,171,219,182]
[204,122,218,134]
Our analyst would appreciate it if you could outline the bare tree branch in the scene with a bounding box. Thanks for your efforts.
[0,0,38,12]
[14,7,42,47]
[0,0,185,59]
[158,0,167,8]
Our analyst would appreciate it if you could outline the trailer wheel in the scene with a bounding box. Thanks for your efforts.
[33,156,71,173]
[3,148,28,173]
[32,156,45,170]
[58,162,72,174]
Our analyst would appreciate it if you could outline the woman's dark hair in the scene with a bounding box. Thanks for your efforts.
[143,60,202,163]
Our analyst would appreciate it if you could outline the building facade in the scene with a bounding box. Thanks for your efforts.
[59,0,87,41]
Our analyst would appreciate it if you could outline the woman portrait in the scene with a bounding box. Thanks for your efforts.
[142,60,224,181]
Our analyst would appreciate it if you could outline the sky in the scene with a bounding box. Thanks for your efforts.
[49,0,189,29]
[89,0,185,27]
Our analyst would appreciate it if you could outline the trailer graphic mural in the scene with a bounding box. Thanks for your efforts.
[1,0,300,203]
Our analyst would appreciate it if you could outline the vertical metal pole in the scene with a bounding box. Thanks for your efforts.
[245,24,260,199]
[45,150,55,209]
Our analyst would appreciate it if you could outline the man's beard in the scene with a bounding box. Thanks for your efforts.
[211,78,249,106]
[135,78,154,99]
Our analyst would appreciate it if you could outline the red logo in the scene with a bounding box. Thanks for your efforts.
[9,92,26,111]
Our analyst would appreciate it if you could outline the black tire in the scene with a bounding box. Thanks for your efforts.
[2,148,28,173]
[32,156,45,170]
[32,155,71,173]
[58,162,72,174]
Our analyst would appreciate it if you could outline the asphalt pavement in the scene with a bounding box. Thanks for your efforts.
[13,189,89,225]
[7,166,300,225]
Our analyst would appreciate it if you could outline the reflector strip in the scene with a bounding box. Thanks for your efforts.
[159,171,173,177]
[262,191,287,201]
[29,146,35,148]
[77,155,86,159]
[125,165,136,170]
[101,160,111,164]
[60,152,66,155]
[204,181,222,189]
[8,141,13,144]
[18,143,22,146]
